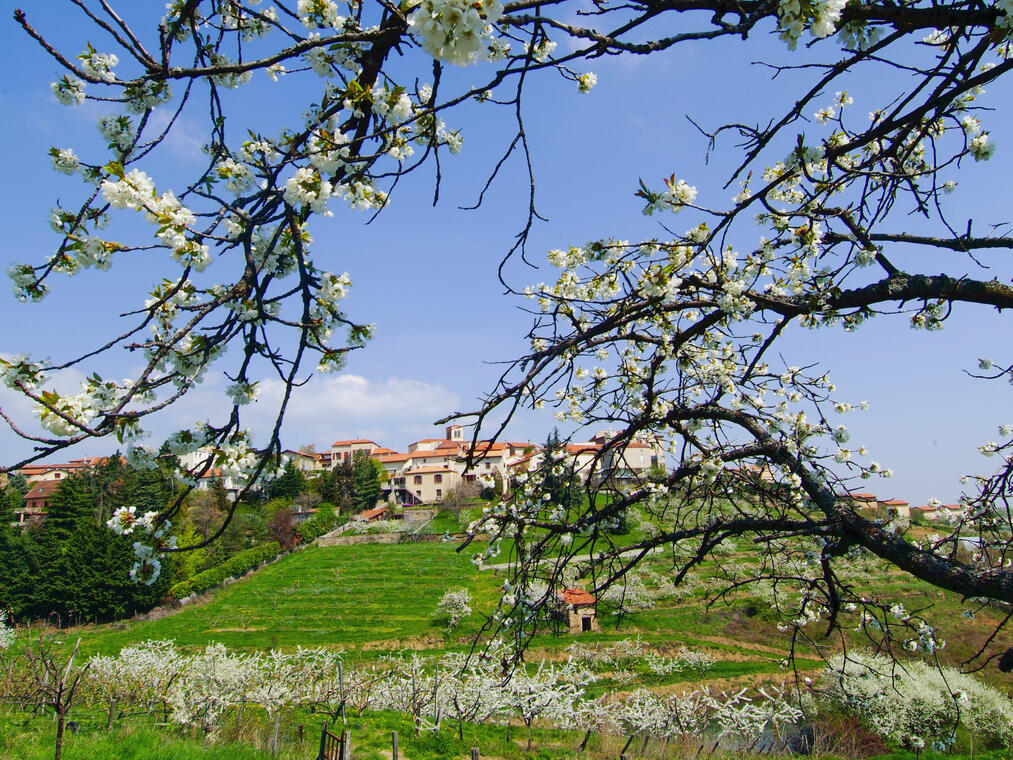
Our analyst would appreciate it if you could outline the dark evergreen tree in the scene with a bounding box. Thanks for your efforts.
[268,460,305,500]
[331,460,355,513]
[9,468,170,623]
[3,472,28,519]
[0,486,16,527]
[316,468,337,503]
[129,465,173,515]
[352,451,382,511]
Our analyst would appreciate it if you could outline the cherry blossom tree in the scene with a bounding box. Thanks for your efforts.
[6,0,1013,670]
[442,0,1013,670]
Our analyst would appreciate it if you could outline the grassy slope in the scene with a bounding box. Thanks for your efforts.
[72,542,501,657]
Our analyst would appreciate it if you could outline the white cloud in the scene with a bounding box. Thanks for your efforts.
[255,374,462,447]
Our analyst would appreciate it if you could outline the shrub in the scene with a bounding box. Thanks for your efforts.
[296,503,342,542]
[821,652,1013,750]
[169,541,281,600]
[433,588,472,632]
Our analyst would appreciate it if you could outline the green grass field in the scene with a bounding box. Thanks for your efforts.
[68,542,503,657]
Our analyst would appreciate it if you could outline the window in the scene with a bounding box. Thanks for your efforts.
[414,475,422,485]
[436,489,442,498]
[434,474,442,483]
[581,616,593,632]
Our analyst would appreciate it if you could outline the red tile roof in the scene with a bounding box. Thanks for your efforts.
[359,506,387,521]
[332,439,377,447]
[26,480,62,499]
[566,443,601,454]
[558,588,596,606]
[470,442,508,454]
[881,499,909,506]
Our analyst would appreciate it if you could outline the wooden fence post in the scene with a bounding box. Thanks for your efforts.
[341,730,351,760]
[392,731,399,760]
[471,747,480,760]
[318,721,329,760]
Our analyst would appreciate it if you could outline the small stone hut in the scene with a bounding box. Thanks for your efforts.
[558,587,599,633]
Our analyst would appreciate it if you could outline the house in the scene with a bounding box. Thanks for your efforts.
[557,587,599,633]
[881,498,910,518]
[329,439,378,468]
[397,465,460,504]
[519,431,667,487]
[911,504,939,520]
[15,479,62,524]
[18,456,108,484]
[358,505,388,522]
[376,425,538,506]
[9,456,112,523]
[177,449,243,498]
[848,492,879,510]
[290,504,318,523]
[281,449,322,473]
[587,431,666,481]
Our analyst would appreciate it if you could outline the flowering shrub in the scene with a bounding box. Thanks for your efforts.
[645,646,717,676]
[434,588,473,632]
[822,652,1013,749]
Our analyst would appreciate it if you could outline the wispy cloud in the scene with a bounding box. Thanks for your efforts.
[144,109,205,162]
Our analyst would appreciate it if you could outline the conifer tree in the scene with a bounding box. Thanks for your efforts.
[352,451,382,511]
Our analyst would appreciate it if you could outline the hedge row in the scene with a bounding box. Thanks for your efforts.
[169,541,281,600]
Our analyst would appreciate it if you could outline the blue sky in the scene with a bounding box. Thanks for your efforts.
[1,4,1011,504]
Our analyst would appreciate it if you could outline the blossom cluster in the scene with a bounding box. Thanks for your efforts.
[107,506,175,585]
[408,0,505,65]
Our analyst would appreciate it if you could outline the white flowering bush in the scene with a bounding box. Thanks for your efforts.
[822,652,1013,749]
[434,587,473,631]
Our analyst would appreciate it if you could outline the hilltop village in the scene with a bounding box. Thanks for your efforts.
[5,425,668,525]
[4,424,962,526]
